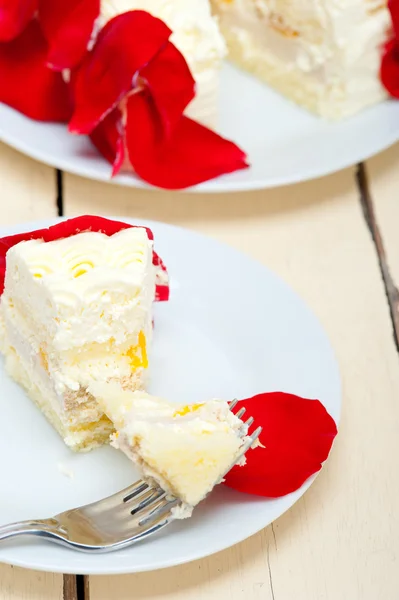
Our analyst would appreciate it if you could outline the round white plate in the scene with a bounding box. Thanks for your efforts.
[1,64,399,192]
[0,217,341,575]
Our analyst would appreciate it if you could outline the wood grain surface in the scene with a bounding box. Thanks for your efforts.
[365,147,399,347]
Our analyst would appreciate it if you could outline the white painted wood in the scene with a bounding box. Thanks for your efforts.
[0,143,57,225]
[366,143,399,288]
[0,566,63,600]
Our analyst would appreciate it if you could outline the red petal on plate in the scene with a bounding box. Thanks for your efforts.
[0,0,37,42]
[0,19,72,121]
[125,91,249,190]
[90,107,126,176]
[39,0,100,71]
[140,40,195,135]
[69,11,171,135]
[381,39,399,98]
[224,392,338,498]
[0,216,169,301]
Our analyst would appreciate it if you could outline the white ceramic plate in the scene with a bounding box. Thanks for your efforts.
[0,217,341,575]
[1,63,399,192]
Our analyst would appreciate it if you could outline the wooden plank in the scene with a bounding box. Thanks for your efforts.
[64,168,399,600]
[0,143,63,598]
[63,574,89,600]
[63,575,78,600]
[0,143,58,224]
[364,144,399,346]
[0,566,63,600]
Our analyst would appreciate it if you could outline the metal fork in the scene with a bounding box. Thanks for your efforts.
[0,402,261,552]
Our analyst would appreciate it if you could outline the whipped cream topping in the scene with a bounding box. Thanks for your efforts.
[213,0,390,116]
[1,228,154,395]
[2,228,155,350]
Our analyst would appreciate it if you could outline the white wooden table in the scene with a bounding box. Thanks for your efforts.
[1,141,399,600]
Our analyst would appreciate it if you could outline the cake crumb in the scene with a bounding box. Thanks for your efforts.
[57,462,74,479]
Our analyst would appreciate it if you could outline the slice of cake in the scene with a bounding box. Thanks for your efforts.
[211,0,390,119]
[90,383,252,515]
[100,0,227,128]
[0,223,163,452]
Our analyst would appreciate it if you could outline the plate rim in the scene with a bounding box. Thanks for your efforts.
[1,127,398,195]
[1,117,398,193]
[0,216,342,574]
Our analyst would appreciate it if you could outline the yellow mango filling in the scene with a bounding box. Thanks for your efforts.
[173,403,205,417]
[125,331,148,369]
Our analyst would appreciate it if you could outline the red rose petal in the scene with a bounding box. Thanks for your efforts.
[90,107,126,176]
[0,216,169,301]
[381,39,399,98]
[140,40,195,135]
[69,11,171,135]
[0,19,72,121]
[39,0,100,71]
[125,91,249,190]
[224,392,338,498]
[388,0,399,40]
[82,29,201,185]
[0,0,37,42]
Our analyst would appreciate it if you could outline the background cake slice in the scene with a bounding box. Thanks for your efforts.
[0,226,157,452]
[90,383,250,516]
[211,0,390,119]
[101,0,227,128]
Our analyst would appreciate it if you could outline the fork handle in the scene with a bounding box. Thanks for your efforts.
[0,518,61,542]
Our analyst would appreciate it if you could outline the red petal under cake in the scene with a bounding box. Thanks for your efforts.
[0,216,169,300]
[381,40,399,98]
[224,392,338,498]
[388,0,399,41]
[380,0,399,97]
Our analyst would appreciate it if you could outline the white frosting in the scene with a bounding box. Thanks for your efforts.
[100,0,226,127]
[213,0,390,117]
[1,228,154,395]
[2,228,154,349]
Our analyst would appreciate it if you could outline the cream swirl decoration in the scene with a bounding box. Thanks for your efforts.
[18,229,151,280]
